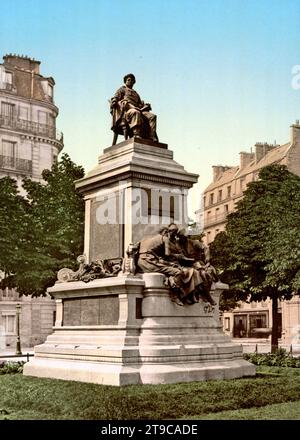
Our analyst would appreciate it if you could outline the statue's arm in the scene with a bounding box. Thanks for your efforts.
[164,236,171,257]
[193,239,210,264]
[134,91,151,111]
[204,244,211,263]
[111,87,124,107]
[164,236,185,261]
[140,103,152,112]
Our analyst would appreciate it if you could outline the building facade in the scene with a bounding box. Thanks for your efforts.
[199,122,300,244]
[0,54,63,191]
[198,122,300,344]
[0,287,56,349]
[0,54,64,349]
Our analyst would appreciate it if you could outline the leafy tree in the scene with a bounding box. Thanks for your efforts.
[210,231,241,312]
[0,177,29,282]
[0,153,85,296]
[210,164,300,352]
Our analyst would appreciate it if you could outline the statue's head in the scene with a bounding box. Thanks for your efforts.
[168,223,179,238]
[158,226,168,237]
[123,73,136,85]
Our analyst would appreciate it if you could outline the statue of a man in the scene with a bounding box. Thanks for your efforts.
[110,73,159,142]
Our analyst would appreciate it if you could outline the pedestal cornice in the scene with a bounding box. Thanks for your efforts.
[75,138,199,194]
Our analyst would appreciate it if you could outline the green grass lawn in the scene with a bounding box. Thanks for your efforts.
[193,400,300,419]
[0,366,300,420]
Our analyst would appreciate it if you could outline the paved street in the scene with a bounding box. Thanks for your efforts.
[232,339,300,355]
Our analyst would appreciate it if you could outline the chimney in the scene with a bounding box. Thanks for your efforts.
[3,54,40,73]
[212,165,231,182]
[255,142,276,162]
[239,151,255,169]
[290,120,300,145]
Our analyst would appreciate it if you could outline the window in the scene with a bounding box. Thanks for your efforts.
[203,196,206,207]
[169,196,175,222]
[49,114,55,127]
[19,106,29,120]
[210,193,214,205]
[215,207,219,219]
[5,72,12,84]
[1,140,16,157]
[4,72,13,90]
[233,315,247,338]
[207,231,211,243]
[1,102,14,119]
[1,288,7,298]
[158,196,163,218]
[1,288,14,298]
[224,204,229,213]
[249,313,268,338]
[218,189,222,201]
[224,317,230,331]
[240,177,246,191]
[38,110,47,124]
[2,313,16,335]
[227,186,231,198]
[0,140,16,169]
[48,84,53,99]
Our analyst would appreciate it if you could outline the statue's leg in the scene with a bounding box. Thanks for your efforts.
[112,132,118,145]
[119,121,129,139]
[143,112,158,142]
[123,128,129,139]
[125,109,143,138]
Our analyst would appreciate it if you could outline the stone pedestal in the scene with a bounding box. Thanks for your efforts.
[24,274,255,385]
[75,138,198,262]
[24,138,255,385]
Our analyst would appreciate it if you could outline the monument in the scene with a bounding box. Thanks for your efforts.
[24,75,255,385]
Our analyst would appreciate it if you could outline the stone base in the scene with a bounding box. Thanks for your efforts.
[24,274,255,385]
[24,357,254,386]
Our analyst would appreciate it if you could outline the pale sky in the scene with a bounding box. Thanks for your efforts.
[1,0,300,218]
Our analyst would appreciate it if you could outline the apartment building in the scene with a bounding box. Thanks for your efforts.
[0,54,64,349]
[197,122,300,344]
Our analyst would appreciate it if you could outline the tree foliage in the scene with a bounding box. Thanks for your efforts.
[210,231,242,311]
[0,177,29,280]
[0,153,85,296]
[210,164,300,350]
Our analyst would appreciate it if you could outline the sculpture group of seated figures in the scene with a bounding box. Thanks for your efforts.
[110,73,159,144]
[136,224,218,306]
[58,225,218,308]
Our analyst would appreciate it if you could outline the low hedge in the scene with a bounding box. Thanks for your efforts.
[243,348,300,367]
[0,361,25,375]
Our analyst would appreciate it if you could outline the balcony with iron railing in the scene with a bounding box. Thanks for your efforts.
[0,115,63,145]
[0,155,32,174]
[2,82,14,92]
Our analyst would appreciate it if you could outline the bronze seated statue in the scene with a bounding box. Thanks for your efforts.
[110,100,157,145]
[110,73,159,145]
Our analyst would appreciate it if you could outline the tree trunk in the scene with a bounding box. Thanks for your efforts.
[271,294,279,353]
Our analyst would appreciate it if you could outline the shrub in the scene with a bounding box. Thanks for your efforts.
[0,361,25,375]
[243,348,300,367]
